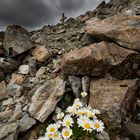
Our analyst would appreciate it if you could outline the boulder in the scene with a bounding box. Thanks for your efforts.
[61,42,136,77]
[86,16,140,52]
[32,45,52,62]
[3,25,32,57]
[89,77,140,128]
[29,77,66,122]
[0,123,19,140]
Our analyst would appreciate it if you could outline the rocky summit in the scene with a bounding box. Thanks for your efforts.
[0,0,140,140]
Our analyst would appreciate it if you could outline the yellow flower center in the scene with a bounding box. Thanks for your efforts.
[85,112,89,115]
[50,127,55,133]
[94,123,100,129]
[66,121,71,126]
[48,133,52,138]
[64,131,70,137]
[54,133,59,139]
[84,123,91,129]
[76,104,80,107]
[78,112,82,116]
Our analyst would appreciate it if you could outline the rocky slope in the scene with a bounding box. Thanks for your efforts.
[0,0,140,140]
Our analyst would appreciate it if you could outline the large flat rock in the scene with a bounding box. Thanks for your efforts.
[89,77,140,128]
[61,42,136,77]
[86,16,140,52]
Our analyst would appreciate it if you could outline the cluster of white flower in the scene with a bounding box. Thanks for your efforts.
[38,91,105,140]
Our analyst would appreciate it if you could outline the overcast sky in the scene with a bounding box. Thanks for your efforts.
[0,0,110,31]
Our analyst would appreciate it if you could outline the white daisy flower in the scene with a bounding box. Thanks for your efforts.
[62,115,74,127]
[45,132,53,139]
[73,99,83,108]
[77,108,84,116]
[77,115,89,127]
[81,91,88,97]
[73,102,83,108]
[62,128,72,139]
[52,132,61,140]
[67,106,76,115]
[56,112,64,120]
[83,107,91,116]
[79,117,93,132]
[46,124,58,134]
[93,120,105,132]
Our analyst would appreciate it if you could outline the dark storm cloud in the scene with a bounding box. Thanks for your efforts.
[0,0,107,30]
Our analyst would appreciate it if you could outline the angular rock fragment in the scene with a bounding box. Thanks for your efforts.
[10,74,25,85]
[89,77,140,128]
[18,65,29,75]
[6,84,23,97]
[36,66,47,77]
[0,81,7,100]
[19,114,36,133]
[61,42,136,77]
[3,25,32,57]
[86,16,140,52]
[32,45,52,62]
[29,57,37,76]
[29,77,66,122]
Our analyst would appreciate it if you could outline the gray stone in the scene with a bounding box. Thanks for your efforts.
[6,84,23,97]
[96,131,110,140]
[18,65,29,75]
[29,57,37,76]
[3,25,32,57]
[0,123,19,140]
[69,76,82,98]
[2,98,14,106]
[19,114,36,133]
